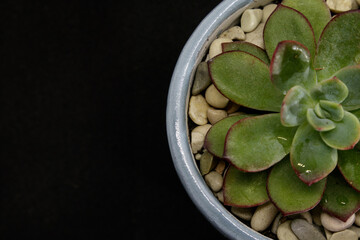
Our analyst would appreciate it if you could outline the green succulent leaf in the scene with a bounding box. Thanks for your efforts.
[307,108,336,132]
[352,109,360,119]
[281,86,315,127]
[208,51,284,111]
[315,10,360,81]
[314,103,325,119]
[310,77,349,104]
[223,166,269,207]
[270,40,316,93]
[224,113,296,172]
[281,0,331,42]
[204,114,252,158]
[291,122,337,185]
[333,65,360,111]
[319,100,344,122]
[338,149,360,192]
[264,4,316,60]
[267,157,327,216]
[222,41,270,65]
[321,170,360,222]
[320,111,360,150]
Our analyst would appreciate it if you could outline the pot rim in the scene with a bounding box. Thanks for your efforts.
[166,0,273,239]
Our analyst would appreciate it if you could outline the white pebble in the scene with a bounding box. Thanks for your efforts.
[189,95,209,125]
[357,0,360,6]
[245,23,265,49]
[216,190,224,203]
[190,124,212,154]
[215,160,226,175]
[204,171,223,192]
[207,108,228,124]
[251,202,279,231]
[348,225,360,238]
[321,212,355,232]
[271,213,283,234]
[205,84,229,109]
[219,26,245,41]
[209,38,232,59]
[330,229,357,240]
[355,211,360,226]
[262,4,277,23]
[325,228,333,240]
[326,0,358,13]
[241,9,263,33]
[231,206,253,221]
[277,220,299,240]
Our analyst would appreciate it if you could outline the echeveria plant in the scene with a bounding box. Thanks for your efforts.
[204,0,360,221]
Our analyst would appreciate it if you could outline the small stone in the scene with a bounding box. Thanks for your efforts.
[311,207,322,226]
[219,26,245,41]
[271,213,283,234]
[324,229,333,240]
[348,225,360,238]
[216,190,224,203]
[355,211,360,226]
[321,212,355,232]
[226,102,240,114]
[277,220,298,240]
[190,124,212,153]
[209,37,232,59]
[241,9,263,33]
[215,160,226,175]
[289,212,312,224]
[262,4,277,23]
[326,0,358,13]
[200,150,218,175]
[231,206,253,221]
[357,0,360,6]
[205,84,229,109]
[195,153,202,160]
[189,95,209,125]
[291,218,326,240]
[245,23,265,48]
[192,62,211,95]
[204,171,223,192]
[330,229,357,240]
[207,108,227,125]
[251,202,279,231]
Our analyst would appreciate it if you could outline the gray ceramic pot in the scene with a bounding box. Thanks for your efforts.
[166,0,274,239]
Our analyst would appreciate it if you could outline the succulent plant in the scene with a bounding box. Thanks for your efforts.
[204,0,360,221]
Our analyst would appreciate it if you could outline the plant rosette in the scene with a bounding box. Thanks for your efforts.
[204,0,360,222]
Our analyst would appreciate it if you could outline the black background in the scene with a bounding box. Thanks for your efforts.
[1,0,228,239]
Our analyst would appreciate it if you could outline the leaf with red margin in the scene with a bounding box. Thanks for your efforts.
[222,41,270,65]
[264,4,316,60]
[320,111,360,150]
[315,10,360,81]
[338,149,360,192]
[224,113,296,172]
[223,166,269,207]
[270,40,316,93]
[321,169,360,222]
[290,122,337,185]
[267,157,326,216]
[204,114,252,158]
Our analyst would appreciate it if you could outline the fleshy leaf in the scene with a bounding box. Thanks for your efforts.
[204,114,252,158]
[208,51,284,111]
[222,41,270,65]
[267,157,326,216]
[270,40,316,93]
[282,0,331,42]
[223,166,269,207]
[333,65,360,111]
[264,4,316,60]
[315,10,360,81]
[321,170,360,222]
[307,108,336,132]
[338,149,360,192]
[291,122,337,185]
[320,111,360,150]
[319,100,344,122]
[224,113,296,172]
[281,86,315,127]
[310,77,349,104]
[314,103,325,119]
